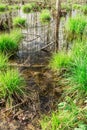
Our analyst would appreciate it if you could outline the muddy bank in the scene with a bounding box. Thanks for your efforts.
[0,51,63,130]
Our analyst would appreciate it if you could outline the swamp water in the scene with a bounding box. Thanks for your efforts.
[0,8,82,130]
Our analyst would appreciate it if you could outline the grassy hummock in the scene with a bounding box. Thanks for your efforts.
[0,4,7,12]
[22,4,32,13]
[61,3,71,12]
[8,5,20,10]
[49,52,71,71]
[65,16,87,42]
[66,41,87,98]
[0,30,23,54]
[46,40,87,130]
[22,3,40,13]
[72,4,82,10]
[13,17,26,27]
[81,5,87,14]
[0,69,26,106]
[40,9,51,23]
[31,2,40,11]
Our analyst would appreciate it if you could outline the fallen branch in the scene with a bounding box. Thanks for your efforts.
[8,63,45,68]
[1,100,27,114]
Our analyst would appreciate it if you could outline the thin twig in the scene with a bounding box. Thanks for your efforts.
[1,100,27,114]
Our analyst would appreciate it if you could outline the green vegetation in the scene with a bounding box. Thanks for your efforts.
[22,3,40,13]
[46,14,87,129]
[0,30,22,54]
[65,16,87,42]
[81,5,87,14]
[8,5,14,10]
[0,69,26,106]
[49,52,71,71]
[66,41,87,98]
[14,5,20,10]
[13,17,26,27]
[0,1,87,128]
[0,53,8,71]
[46,40,87,129]
[0,29,25,107]
[31,2,39,11]
[8,5,20,11]
[72,4,82,10]
[40,9,51,23]
[49,40,87,98]
[40,99,87,130]
[0,4,7,12]
[22,4,32,13]
[61,3,71,12]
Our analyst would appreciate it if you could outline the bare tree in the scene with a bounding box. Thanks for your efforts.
[55,0,61,52]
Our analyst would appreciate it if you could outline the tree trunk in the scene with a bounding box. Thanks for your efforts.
[55,0,61,52]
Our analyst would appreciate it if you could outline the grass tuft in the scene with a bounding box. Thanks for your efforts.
[0,4,7,12]
[40,100,87,130]
[14,5,20,10]
[65,16,87,42]
[0,30,23,54]
[72,4,82,10]
[13,17,26,27]
[40,9,51,23]
[31,2,39,11]
[66,41,87,97]
[61,3,71,12]
[81,5,87,14]
[22,4,32,13]
[0,69,26,105]
[0,53,8,71]
[49,52,71,71]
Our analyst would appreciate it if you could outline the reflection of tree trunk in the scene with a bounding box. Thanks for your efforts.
[66,42,69,51]
[47,23,50,44]
[8,11,13,32]
[55,0,61,52]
